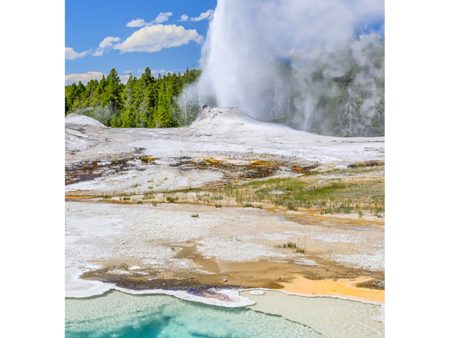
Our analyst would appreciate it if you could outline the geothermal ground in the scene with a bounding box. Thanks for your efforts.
[66,107,384,303]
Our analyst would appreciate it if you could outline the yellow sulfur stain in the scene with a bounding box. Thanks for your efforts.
[280,275,384,303]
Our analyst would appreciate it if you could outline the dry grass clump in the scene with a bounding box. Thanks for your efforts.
[140,156,158,163]
[291,164,319,174]
[166,196,179,203]
[202,158,222,166]
[250,159,278,169]
[275,242,306,254]
[348,160,384,168]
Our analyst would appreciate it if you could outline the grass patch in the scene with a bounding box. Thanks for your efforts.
[124,165,383,216]
[276,242,306,254]
[278,242,298,249]
[201,170,384,215]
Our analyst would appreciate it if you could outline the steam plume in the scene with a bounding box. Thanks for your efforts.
[180,0,385,136]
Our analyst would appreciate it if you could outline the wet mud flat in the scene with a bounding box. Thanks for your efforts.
[80,243,384,300]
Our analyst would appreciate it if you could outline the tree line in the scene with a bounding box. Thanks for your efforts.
[65,68,201,128]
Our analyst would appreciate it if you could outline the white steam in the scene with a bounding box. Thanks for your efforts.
[179,0,384,136]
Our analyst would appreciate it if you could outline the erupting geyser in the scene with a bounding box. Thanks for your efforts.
[179,0,385,137]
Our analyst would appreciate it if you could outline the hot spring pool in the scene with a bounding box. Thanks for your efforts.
[66,291,323,338]
[66,291,383,338]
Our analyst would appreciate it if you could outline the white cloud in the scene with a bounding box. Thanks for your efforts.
[66,71,140,85]
[177,11,214,23]
[120,73,133,83]
[65,47,89,60]
[190,9,214,22]
[99,36,121,49]
[179,14,189,22]
[66,69,178,86]
[92,36,121,56]
[152,12,172,24]
[65,72,104,85]
[126,12,173,28]
[67,36,120,59]
[126,18,146,28]
[114,24,203,53]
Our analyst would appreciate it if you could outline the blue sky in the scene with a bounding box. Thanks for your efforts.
[66,0,384,85]
[66,0,217,83]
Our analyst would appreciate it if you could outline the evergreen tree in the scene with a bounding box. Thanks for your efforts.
[65,67,201,127]
[103,68,123,113]
[140,67,155,87]
[154,81,176,128]
[84,80,98,108]
[70,82,86,111]
[92,76,106,107]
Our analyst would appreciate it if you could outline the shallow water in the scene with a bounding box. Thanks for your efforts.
[66,291,325,338]
[241,290,384,338]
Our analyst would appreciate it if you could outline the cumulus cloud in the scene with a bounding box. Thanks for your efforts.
[179,14,189,22]
[126,18,146,28]
[92,36,121,56]
[190,9,214,22]
[152,11,172,24]
[67,11,201,60]
[114,24,203,53]
[65,47,89,60]
[99,36,121,49]
[126,12,173,28]
[65,72,105,85]
[67,36,121,59]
